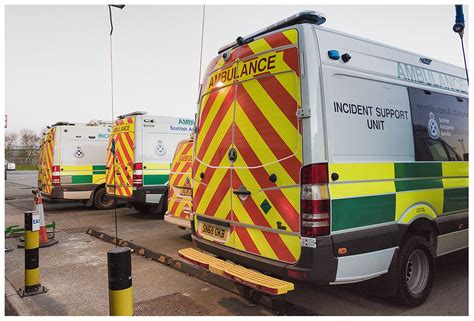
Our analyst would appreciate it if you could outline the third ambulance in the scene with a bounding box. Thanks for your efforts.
[180,11,469,306]
[38,120,114,209]
[164,136,194,228]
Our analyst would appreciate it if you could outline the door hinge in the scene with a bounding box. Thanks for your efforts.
[296,108,311,119]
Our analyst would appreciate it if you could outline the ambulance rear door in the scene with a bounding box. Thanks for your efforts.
[105,117,135,198]
[38,127,56,194]
[194,28,303,264]
[167,139,193,220]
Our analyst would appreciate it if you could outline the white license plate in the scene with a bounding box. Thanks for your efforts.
[199,222,229,242]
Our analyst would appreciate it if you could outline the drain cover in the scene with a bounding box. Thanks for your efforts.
[134,293,210,316]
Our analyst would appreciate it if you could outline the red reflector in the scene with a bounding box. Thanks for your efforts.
[133,163,143,170]
[285,269,308,280]
[301,225,330,237]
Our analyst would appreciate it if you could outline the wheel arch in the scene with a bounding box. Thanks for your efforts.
[402,217,439,256]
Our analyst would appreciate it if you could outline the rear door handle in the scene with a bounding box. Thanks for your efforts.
[233,190,251,196]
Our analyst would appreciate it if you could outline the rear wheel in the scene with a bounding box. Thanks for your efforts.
[93,187,116,210]
[395,234,434,307]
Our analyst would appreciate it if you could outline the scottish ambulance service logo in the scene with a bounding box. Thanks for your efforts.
[428,112,440,139]
[155,140,167,156]
[74,146,85,158]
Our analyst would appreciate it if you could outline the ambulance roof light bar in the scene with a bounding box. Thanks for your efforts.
[218,10,326,54]
[117,111,148,119]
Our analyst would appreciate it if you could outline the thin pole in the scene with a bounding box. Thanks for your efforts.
[108,5,118,246]
[197,5,206,86]
[459,34,469,85]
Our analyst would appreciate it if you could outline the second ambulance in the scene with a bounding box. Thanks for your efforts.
[105,112,194,216]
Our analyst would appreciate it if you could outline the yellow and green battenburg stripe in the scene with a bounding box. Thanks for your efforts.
[328,162,468,232]
[143,162,171,186]
[60,165,107,184]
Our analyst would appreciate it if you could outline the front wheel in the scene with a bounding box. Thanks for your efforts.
[395,234,434,307]
[93,187,116,210]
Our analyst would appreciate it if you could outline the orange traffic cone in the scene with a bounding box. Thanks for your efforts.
[34,190,58,248]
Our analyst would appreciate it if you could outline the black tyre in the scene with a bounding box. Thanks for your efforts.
[133,195,166,219]
[133,203,148,213]
[396,234,434,307]
[93,187,116,210]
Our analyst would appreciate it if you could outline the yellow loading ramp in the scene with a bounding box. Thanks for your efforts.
[178,248,294,295]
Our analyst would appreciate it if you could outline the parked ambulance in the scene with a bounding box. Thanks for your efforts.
[105,112,194,216]
[38,120,114,209]
[164,136,193,228]
[180,11,469,306]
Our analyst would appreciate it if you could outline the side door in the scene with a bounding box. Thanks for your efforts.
[230,29,303,264]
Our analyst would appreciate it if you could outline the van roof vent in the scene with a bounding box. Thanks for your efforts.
[51,121,75,127]
[118,111,148,119]
[218,10,326,54]
[86,119,113,126]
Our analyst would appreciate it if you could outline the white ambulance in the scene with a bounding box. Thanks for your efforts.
[105,112,194,216]
[38,120,114,209]
[179,11,469,306]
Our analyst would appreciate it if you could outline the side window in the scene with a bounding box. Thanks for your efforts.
[408,88,468,161]
[443,142,462,161]
[426,139,449,161]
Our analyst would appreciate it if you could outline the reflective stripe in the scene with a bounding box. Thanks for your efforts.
[109,287,133,316]
[105,117,135,197]
[167,140,193,221]
[38,128,55,194]
[330,161,468,232]
[25,268,40,287]
[194,29,302,264]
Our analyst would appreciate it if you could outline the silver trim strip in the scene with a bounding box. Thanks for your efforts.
[331,221,397,235]
[333,247,397,284]
[436,229,468,257]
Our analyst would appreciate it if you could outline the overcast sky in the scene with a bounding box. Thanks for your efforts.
[5,5,469,135]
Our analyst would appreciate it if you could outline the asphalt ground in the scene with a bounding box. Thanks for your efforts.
[4,171,469,316]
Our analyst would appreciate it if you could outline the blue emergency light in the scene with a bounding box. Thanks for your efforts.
[328,50,340,60]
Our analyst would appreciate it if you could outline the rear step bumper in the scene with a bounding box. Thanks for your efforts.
[106,185,168,204]
[41,184,96,200]
[164,214,191,229]
[192,234,338,284]
[178,247,294,295]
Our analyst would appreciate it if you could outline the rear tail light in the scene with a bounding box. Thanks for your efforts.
[52,165,61,186]
[301,163,330,237]
[133,163,143,188]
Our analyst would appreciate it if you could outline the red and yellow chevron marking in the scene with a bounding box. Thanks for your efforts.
[193,29,302,263]
[105,117,135,198]
[39,128,55,194]
[167,139,193,220]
